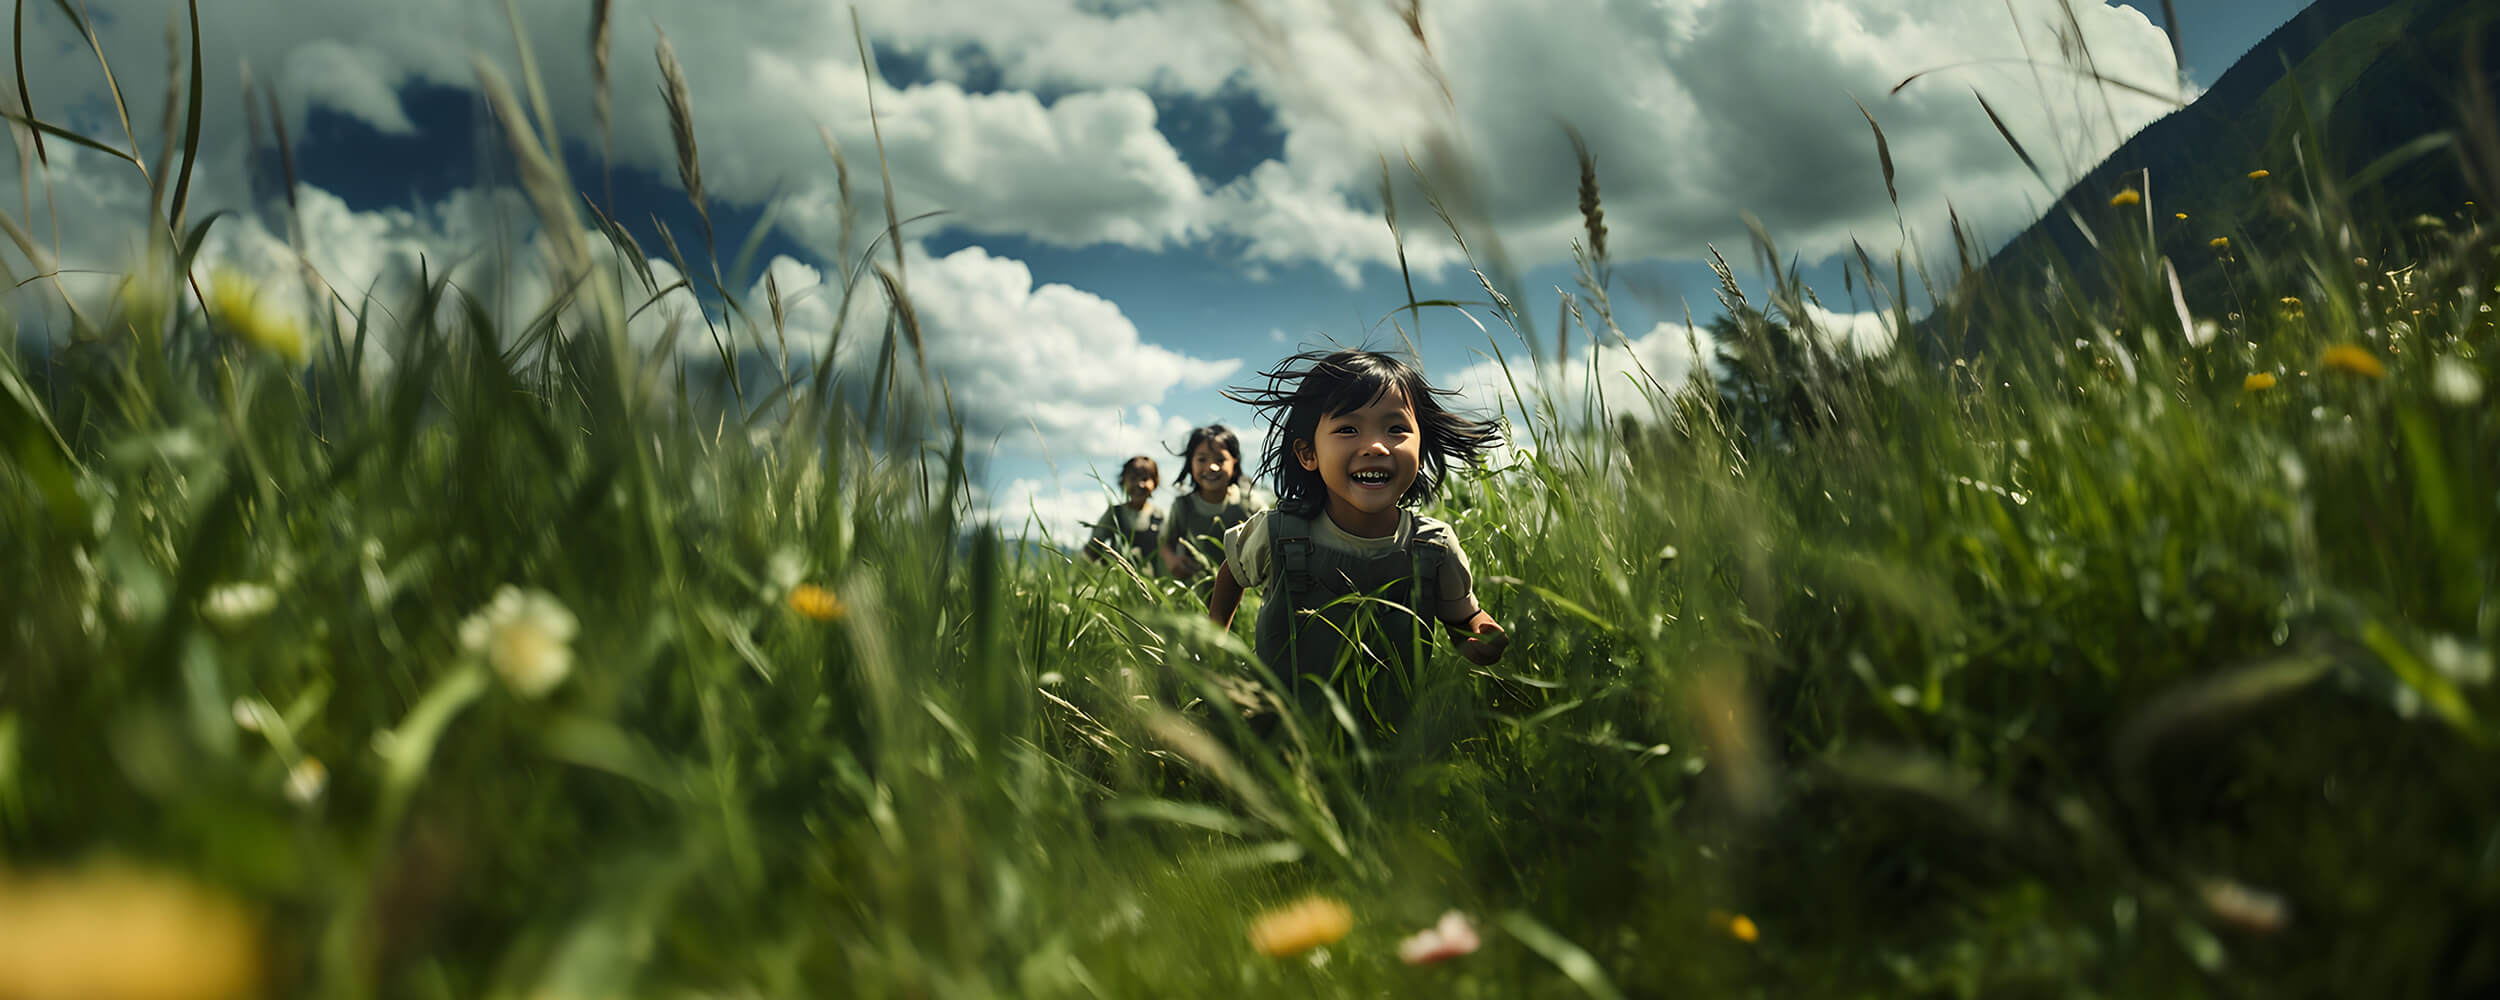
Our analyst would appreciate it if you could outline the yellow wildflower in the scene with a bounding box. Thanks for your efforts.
[1709,909,1760,943]
[0,864,263,1000]
[1249,895,1352,958]
[787,583,846,621]
[2247,169,2271,179]
[2243,372,2278,391]
[2320,344,2386,378]
[2109,188,2141,207]
[2174,212,2189,220]
[2209,237,2230,250]
[209,269,308,366]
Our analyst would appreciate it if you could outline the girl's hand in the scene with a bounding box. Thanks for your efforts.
[1455,619,1508,666]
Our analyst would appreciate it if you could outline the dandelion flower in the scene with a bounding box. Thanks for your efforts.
[2431,355,2482,406]
[2109,188,2141,207]
[787,582,846,621]
[1249,895,1352,958]
[1708,909,1760,943]
[459,586,578,699]
[2243,372,2278,391]
[2174,212,2189,220]
[1397,911,1481,965]
[200,582,278,629]
[208,270,308,366]
[2247,169,2271,179]
[2209,236,2231,250]
[0,865,263,1000]
[2319,344,2386,378]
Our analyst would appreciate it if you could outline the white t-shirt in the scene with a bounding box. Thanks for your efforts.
[1222,509,1482,622]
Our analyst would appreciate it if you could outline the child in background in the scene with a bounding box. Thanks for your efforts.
[1160,425,1260,581]
[1207,349,1507,737]
[1084,455,1164,573]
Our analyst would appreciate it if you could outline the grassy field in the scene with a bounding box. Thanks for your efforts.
[5,6,2499,998]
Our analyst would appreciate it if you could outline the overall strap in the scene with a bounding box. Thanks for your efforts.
[1269,511,1316,596]
[1407,516,1448,623]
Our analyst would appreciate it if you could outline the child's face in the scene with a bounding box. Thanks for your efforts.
[1296,388,1419,535]
[1188,442,1236,496]
[1123,465,1158,502]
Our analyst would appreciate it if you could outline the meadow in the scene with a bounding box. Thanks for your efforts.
[3,3,2498,997]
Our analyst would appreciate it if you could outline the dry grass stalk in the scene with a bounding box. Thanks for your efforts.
[590,0,613,205]
[1853,97,1896,211]
[815,125,857,268]
[473,57,586,280]
[1566,124,1606,262]
[654,27,712,252]
[766,268,789,376]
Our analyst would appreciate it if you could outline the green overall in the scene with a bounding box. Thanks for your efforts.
[1168,491,1254,572]
[1253,510,1449,737]
[1090,504,1163,573]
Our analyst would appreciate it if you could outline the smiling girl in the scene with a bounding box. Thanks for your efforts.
[1208,349,1506,736]
[1160,424,1260,581]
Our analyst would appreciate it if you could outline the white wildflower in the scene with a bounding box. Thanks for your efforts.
[285,758,327,805]
[200,583,277,629]
[2427,635,2493,686]
[1397,911,1482,965]
[2431,356,2482,407]
[231,697,272,733]
[458,586,579,699]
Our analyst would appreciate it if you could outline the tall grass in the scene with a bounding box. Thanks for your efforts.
[4,4,2498,998]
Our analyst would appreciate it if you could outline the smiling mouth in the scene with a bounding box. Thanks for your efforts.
[1351,469,1393,487]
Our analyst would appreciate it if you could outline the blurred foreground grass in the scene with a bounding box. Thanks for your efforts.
[5,5,2500,998]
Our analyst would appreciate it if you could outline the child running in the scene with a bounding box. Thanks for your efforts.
[1160,424,1261,582]
[1207,349,1507,736]
[1083,455,1164,573]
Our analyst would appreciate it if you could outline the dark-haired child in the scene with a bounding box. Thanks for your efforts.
[1207,349,1507,735]
[1084,455,1164,572]
[1160,424,1261,581]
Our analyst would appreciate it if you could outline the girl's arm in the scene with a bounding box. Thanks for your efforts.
[1162,540,1193,577]
[1208,561,1245,627]
[1442,609,1508,666]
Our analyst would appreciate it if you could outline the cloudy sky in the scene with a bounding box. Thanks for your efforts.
[6,0,2305,544]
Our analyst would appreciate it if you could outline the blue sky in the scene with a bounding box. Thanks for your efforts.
[8,0,2310,542]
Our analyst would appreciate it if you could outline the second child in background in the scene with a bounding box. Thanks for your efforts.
[1161,425,1261,581]
[1083,455,1164,573]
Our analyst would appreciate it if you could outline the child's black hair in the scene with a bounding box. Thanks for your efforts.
[1119,454,1159,481]
[1226,349,1500,516]
[1172,425,1244,492]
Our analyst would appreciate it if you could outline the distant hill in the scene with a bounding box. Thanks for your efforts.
[1928,0,2498,358]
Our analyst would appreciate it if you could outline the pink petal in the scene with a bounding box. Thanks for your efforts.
[1397,911,1481,964]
